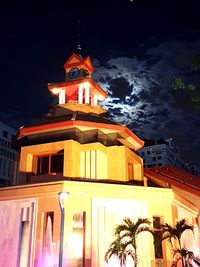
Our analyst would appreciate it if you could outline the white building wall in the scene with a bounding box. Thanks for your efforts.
[92,198,151,267]
[0,122,18,186]
[0,199,37,267]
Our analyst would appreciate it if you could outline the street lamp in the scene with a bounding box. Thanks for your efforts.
[58,191,69,267]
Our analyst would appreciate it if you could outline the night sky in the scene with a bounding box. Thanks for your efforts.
[0,0,200,164]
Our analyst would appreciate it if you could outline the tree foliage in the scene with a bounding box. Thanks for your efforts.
[105,218,151,267]
[172,78,186,90]
[106,218,199,267]
[160,219,199,267]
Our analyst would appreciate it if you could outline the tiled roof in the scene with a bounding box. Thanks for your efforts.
[144,164,200,197]
[22,113,121,129]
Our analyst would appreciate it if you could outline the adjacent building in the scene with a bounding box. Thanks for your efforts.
[187,164,200,177]
[0,53,199,267]
[0,122,18,186]
[137,138,186,170]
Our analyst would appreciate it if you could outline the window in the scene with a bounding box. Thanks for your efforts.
[147,151,150,155]
[35,152,64,175]
[128,162,134,180]
[147,164,155,168]
[153,216,163,259]
[71,212,86,267]
[0,157,2,174]
[157,156,162,160]
[3,159,6,176]
[8,160,11,179]
[43,212,54,244]
[43,212,54,257]
[19,221,29,266]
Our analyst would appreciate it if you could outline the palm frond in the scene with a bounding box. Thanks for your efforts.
[161,218,194,250]
[106,217,152,266]
[171,261,178,267]
[105,237,123,262]
[137,225,152,235]
[193,256,200,266]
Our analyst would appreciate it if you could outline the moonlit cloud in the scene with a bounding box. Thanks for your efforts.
[93,39,200,164]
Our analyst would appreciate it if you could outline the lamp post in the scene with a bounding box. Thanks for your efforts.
[58,191,69,267]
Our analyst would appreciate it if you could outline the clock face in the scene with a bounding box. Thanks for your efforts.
[68,67,80,80]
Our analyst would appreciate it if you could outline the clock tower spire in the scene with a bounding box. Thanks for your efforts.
[75,19,82,57]
[48,53,108,115]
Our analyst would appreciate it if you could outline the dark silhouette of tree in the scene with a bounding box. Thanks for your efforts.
[160,219,200,267]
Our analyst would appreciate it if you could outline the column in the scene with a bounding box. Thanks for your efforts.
[78,85,83,104]
[59,89,66,104]
[84,84,90,104]
[93,95,98,106]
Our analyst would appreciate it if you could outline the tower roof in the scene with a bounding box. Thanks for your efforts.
[14,106,144,151]
[63,53,94,74]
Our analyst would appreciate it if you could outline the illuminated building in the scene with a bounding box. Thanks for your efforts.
[0,122,18,186]
[0,53,199,267]
[145,164,200,216]
[137,138,186,170]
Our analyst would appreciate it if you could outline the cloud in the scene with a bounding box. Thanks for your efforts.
[93,39,200,164]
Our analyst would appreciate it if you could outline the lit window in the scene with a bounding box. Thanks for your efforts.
[71,212,85,267]
[43,212,54,246]
[35,152,64,175]
[153,216,163,259]
[19,221,29,266]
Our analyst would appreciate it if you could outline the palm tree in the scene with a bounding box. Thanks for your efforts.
[160,218,199,267]
[171,248,200,267]
[105,217,151,267]
[105,235,135,267]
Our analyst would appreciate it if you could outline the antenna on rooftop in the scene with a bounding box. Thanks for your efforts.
[76,19,83,57]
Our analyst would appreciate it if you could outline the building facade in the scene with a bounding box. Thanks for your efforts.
[0,122,18,186]
[0,53,199,267]
[187,164,200,177]
[137,138,186,170]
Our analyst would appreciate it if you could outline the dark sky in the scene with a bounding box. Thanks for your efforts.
[0,0,200,164]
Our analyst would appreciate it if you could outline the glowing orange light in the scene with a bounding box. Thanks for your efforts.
[51,88,61,95]
[83,82,90,88]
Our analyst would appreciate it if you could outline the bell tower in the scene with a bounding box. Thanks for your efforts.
[48,53,107,115]
[14,52,144,185]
